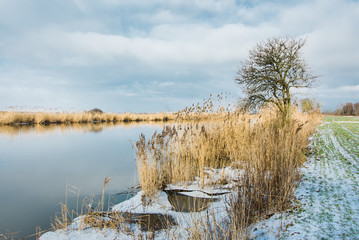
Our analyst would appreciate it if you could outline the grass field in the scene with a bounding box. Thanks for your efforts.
[251,115,359,239]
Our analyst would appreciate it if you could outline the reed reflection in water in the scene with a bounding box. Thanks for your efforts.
[0,121,164,137]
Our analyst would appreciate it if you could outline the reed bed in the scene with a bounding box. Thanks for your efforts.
[135,104,321,237]
[0,111,175,126]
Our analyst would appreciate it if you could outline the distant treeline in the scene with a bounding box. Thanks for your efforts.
[324,102,359,116]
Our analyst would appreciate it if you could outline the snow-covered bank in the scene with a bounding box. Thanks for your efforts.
[250,120,359,239]
[41,168,240,240]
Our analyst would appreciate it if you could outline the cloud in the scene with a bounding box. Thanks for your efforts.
[301,1,359,69]
[0,0,358,112]
[74,0,237,12]
[2,22,277,68]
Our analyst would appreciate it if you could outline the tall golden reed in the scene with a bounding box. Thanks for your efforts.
[135,102,321,236]
[0,111,175,126]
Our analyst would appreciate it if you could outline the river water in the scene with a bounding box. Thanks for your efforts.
[0,123,162,239]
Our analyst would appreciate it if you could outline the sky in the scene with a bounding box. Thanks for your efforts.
[0,0,358,113]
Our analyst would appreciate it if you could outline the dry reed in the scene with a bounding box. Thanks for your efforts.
[135,101,321,237]
[0,111,175,126]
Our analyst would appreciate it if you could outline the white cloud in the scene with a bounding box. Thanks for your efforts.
[85,0,237,12]
[0,0,359,112]
[134,10,188,25]
[275,0,359,72]
[2,22,278,68]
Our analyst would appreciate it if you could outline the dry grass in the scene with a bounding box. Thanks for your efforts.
[51,178,111,232]
[226,111,320,238]
[0,232,21,240]
[174,93,234,121]
[135,102,321,237]
[0,111,175,126]
[49,177,160,238]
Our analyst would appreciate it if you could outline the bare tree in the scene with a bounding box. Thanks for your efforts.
[354,102,359,116]
[236,37,318,123]
[342,102,354,116]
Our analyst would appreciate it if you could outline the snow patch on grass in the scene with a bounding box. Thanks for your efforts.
[250,120,359,239]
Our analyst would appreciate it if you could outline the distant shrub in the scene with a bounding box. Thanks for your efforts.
[88,108,103,114]
[300,98,321,114]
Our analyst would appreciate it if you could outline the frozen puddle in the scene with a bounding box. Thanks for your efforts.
[251,121,359,239]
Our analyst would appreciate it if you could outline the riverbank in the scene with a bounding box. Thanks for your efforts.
[40,106,322,239]
[41,167,239,239]
[0,111,175,126]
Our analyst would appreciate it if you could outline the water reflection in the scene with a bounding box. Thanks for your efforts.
[0,121,164,137]
[0,123,162,239]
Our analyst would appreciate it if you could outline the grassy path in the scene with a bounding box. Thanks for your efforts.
[252,117,359,239]
[282,117,359,239]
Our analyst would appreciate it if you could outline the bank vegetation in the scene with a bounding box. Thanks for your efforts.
[135,101,321,238]
[0,110,175,126]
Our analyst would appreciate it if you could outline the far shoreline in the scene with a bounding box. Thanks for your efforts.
[0,110,176,126]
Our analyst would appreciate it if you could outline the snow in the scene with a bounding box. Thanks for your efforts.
[41,228,122,240]
[41,169,237,240]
